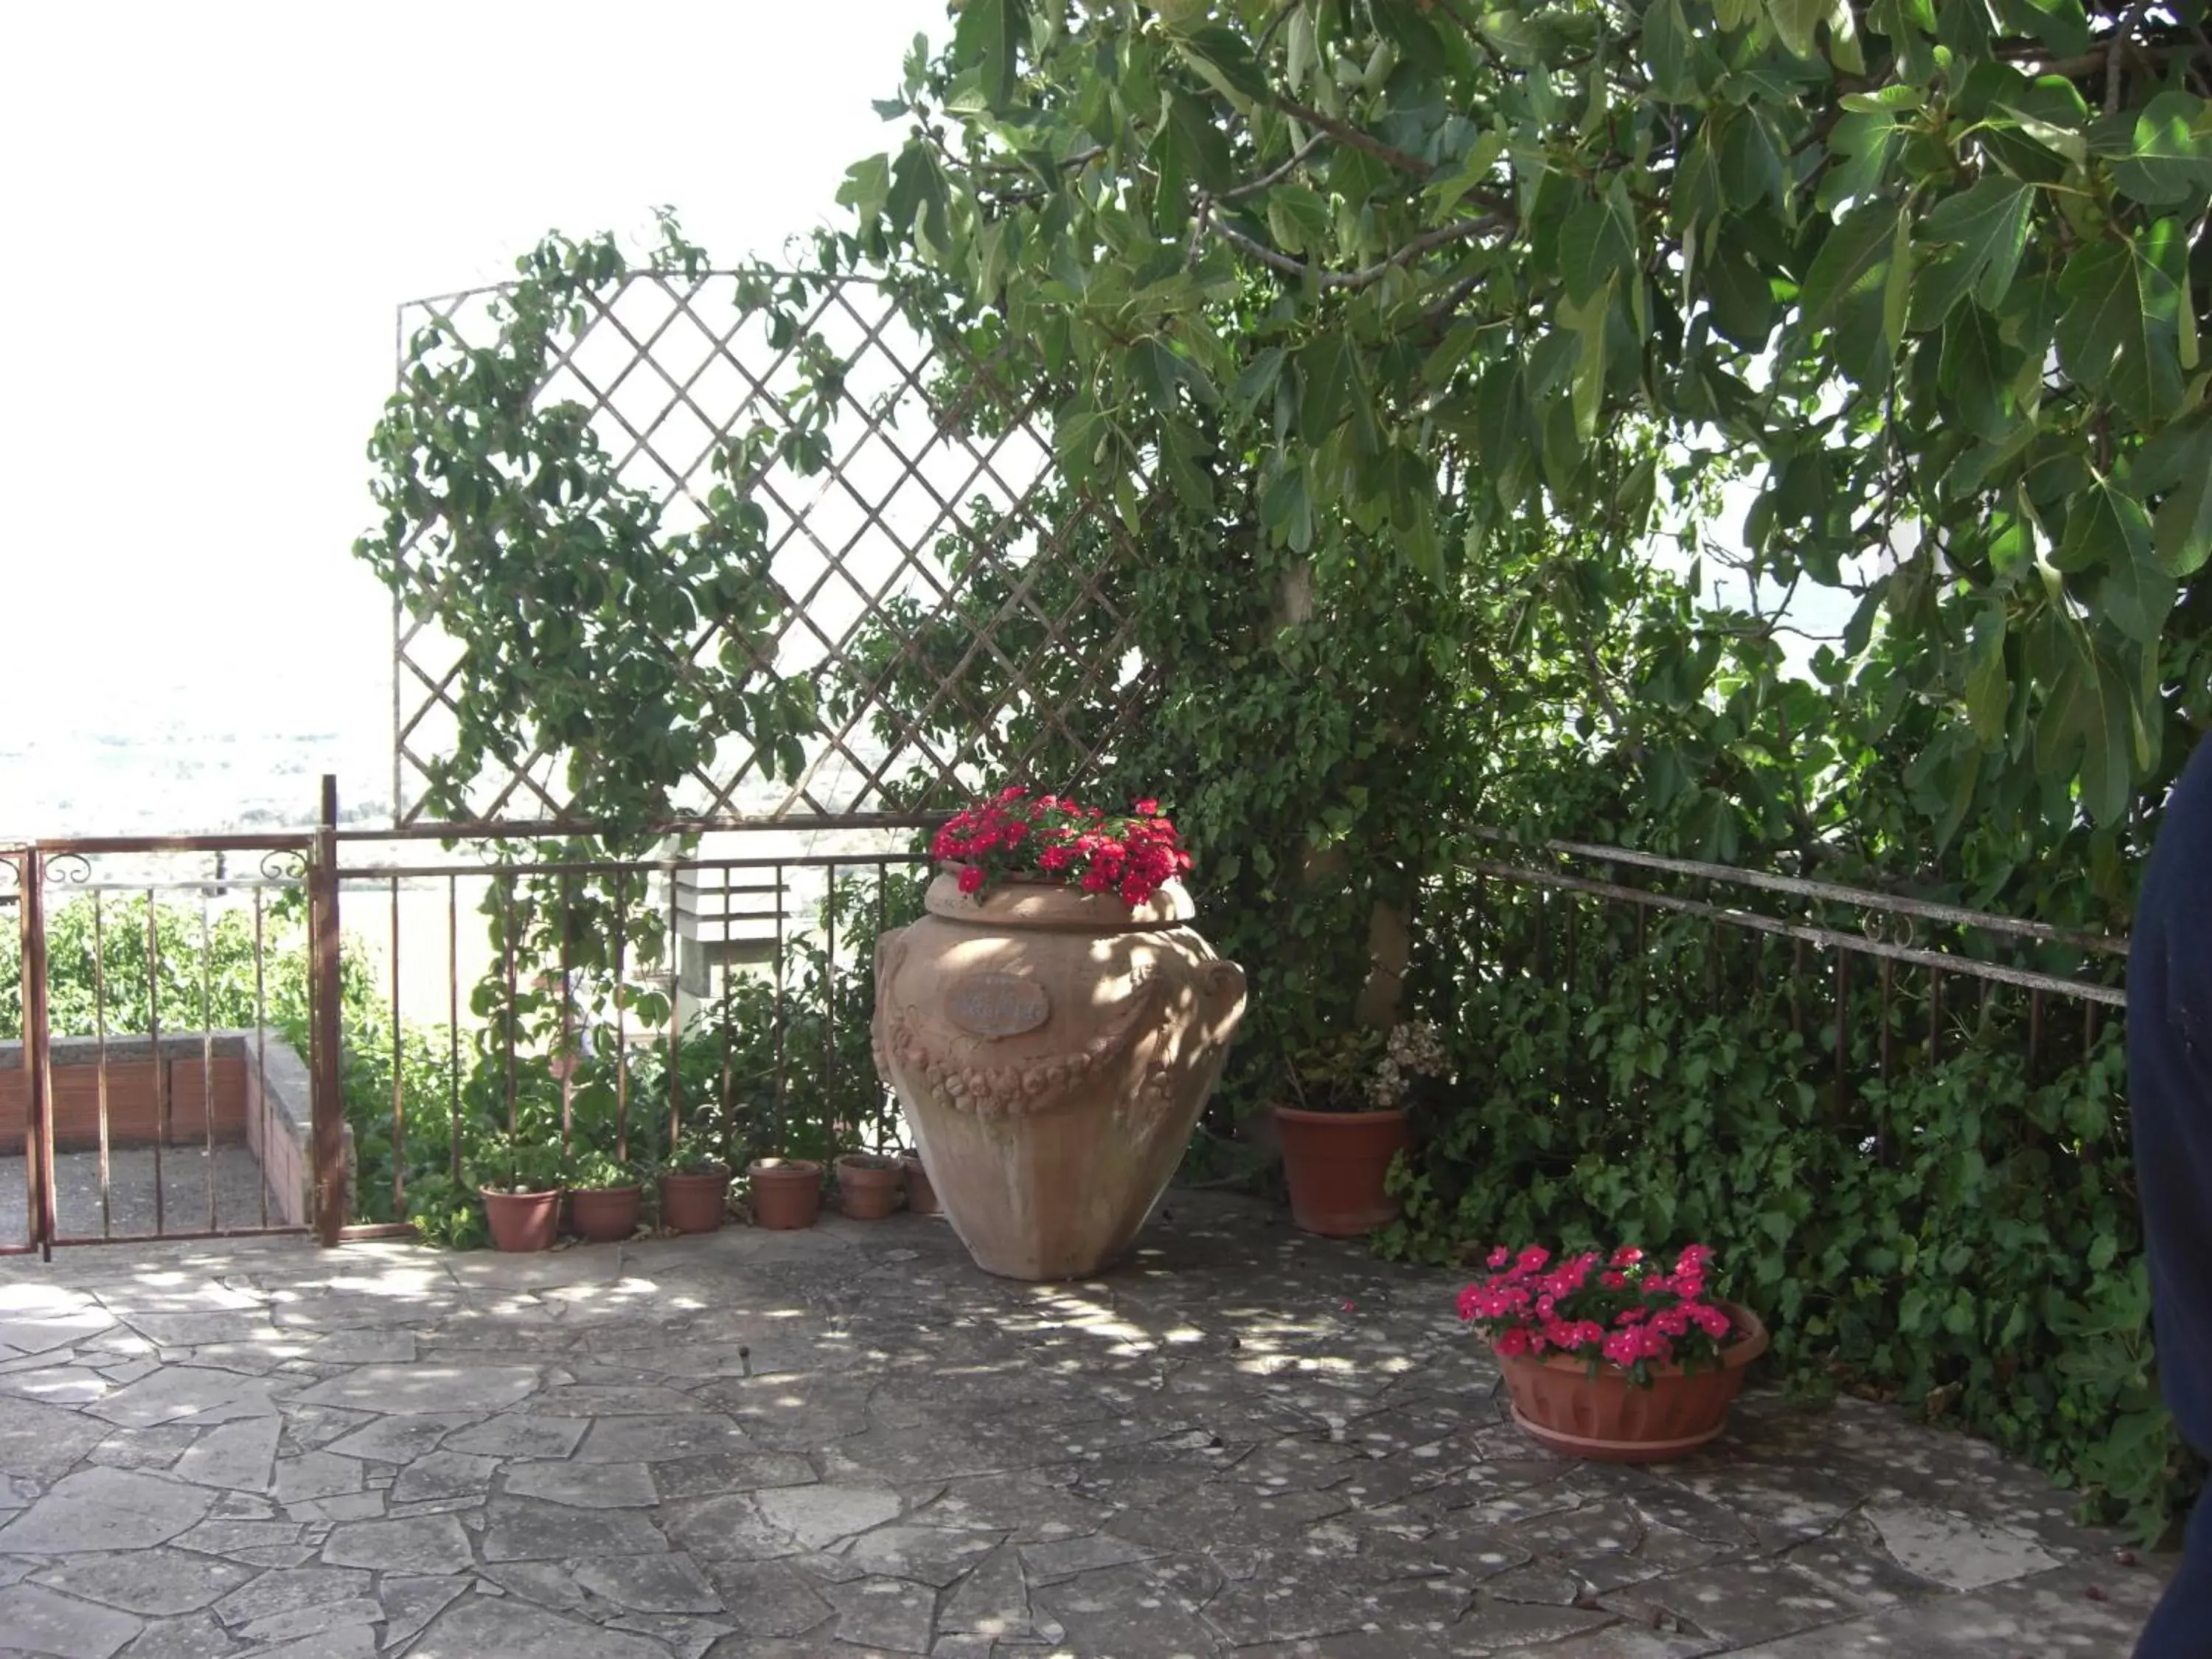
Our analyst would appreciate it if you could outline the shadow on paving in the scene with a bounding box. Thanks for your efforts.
[0,1191,2168,1657]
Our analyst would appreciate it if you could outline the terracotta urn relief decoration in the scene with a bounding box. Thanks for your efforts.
[872,790,1248,1280]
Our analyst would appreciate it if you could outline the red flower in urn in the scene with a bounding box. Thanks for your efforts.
[931,787,1193,908]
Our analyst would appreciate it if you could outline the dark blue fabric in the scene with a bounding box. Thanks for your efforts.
[2132,733,2212,1658]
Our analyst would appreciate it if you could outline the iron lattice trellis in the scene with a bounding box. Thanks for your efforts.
[386,269,1155,826]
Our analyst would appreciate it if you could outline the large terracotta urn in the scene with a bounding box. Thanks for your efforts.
[872,872,1247,1280]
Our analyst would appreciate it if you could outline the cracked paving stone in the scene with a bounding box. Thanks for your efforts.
[272,1452,363,1504]
[481,1559,588,1609]
[86,1424,200,1474]
[168,1517,305,1560]
[172,1415,280,1493]
[408,1593,677,1658]
[1599,1559,1863,1649]
[647,1451,815,1500]
[1455,1595,1623,1651]
[481,1494,669,1559]
[0,1363,114,1405]
[375,1573,471,1646]
[114,1611,234,1659]
[391,1449,500,1504]
[1017,1531,1158,1585]
[532,1384,708,1416]
[656,1495,797,1565]
[0,1467,216,1553]
[1783,1516,1947,1607]
[319,1412,479,1465]
[1031,1562,1217,1656]
[751,1483,902,1550]
[440,1413,587,1461]
[212,1566,371,1627]
[504,1458,658,1508]
[841,1524,1003,1587]
[82,1367,274,1429]
[572,1549,724,1613]
[936,1544,1032,1638]
[29,1548,258,1615]
[320,1512,475,1574]
[575,1413,751,1463]
[696,1559,834,1638]
[226,1626,378,1659]
[0,1396,121,1481]
[1862,1500,2062,1591]
[235,1596,386,1644]
[822,1573,935,1653]
[288,1363,537,1414]
[0,1581,146,1659]
[609,1610,734,1659]
[1195,1571,1371,1646]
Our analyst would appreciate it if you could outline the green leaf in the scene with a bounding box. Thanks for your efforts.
[1966,604,2010,743]
[835,154,891,221]
[1642,0,1698,103]
[1997,103,2087,168]
[1919,174,2035,311]
[1842,84,1925,114]
[1427,130,1506,214]
[2056,473,2152,575]
[1560,179,1638,305]
[1770,0,1828,58]
[2111,91,2212,208]
[1704,245,1776,347]
[1175,24,1270,108]
[1803,201,1904,328]
[1265,181,1333,256]
[1230,345,1287,408]
[2154,460,2212,578]
[953,0,1027,110]
[1714,0,1761,28]
[1261,464,1315,552]
[1298,333,1358,437]
[2056,234,2185,431]
[1558,278,1614,443]
[1882,204,1913,354]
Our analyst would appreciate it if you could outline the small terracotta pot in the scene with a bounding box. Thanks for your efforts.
[749,1159,823,1230]
[837,1155,905,1221]
[1498,1302,1771,1463]
[569,1183,642,1244]
[482,1187,560,1252]
[902,1155,940,1216]
[1273,1105,1411,1237]
[661,1167,729,1234]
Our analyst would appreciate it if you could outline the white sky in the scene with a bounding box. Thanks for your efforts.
[0,0,940,743]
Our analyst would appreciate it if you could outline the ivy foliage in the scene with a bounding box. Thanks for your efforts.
[841,0,2212,857]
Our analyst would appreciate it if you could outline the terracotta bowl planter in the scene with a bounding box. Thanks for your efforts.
[482,1187,560,1253]
[1273,1105,1411,1237]
[660,1166,729,1234]
[837,1155,904,1220]
[872,872,1247,1280]
[749,1158,823,1230]
[1498,1302,1771,1462]
[569,1183,642,1245]
[902,1154,940,1216]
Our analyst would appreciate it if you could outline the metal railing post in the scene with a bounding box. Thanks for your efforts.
[19,851,55,1259]
[311,776,347,1244]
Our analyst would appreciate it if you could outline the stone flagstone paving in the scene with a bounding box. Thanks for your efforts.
[0,1192,2168,1657]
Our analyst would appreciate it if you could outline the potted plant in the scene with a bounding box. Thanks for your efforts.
[1274,1021,1447,1237]
[567,1149,644,1244]
[835,1151,904,1220]
[872,787,1247,1279]
[1457,1242,1770,1461]
[749,1156,823,1230]
[475,1130,563,1253]
[659,1127,731,1234]
[901,1152,940,1216]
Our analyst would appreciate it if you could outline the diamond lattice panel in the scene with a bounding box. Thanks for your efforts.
[389,272,1154,824]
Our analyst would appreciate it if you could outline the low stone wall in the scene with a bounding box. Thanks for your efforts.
[0,1031,339,1227]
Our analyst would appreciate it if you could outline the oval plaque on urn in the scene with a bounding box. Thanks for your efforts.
[947,973,1050,1038]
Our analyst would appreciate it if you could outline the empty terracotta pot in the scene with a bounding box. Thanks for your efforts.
[837,1155,904,1220]
[1498,1302,1770,1462]
[660,1167,729,1234]
[482,1187,560,1252]
[873,873,1246,1279]
[1274,1105,1411,1236]
[749,1158,822,1230]
[569,1183,642,1244]
[902,1155,940,1216]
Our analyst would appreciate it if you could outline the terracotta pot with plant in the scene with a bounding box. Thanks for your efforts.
[749,1158,823,1229]
[872,787,1248,1280]
[1458,1242,1770,1461]
[567,1150,644,1244]
[836,1152,904,1220]
[659,1127,731,1234]
[1274,1022,1447,1237]
[476,1130,563,1253]
[901,1152,940,1216]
